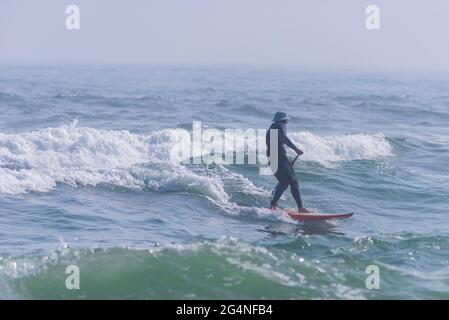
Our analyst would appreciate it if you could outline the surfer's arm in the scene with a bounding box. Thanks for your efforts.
[279,125,302,154]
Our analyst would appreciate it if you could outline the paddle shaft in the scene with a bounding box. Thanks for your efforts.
[291,154,300,166]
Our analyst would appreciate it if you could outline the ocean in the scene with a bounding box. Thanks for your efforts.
[0,65,448,299]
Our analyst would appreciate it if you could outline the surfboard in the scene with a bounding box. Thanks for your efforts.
[284,209,353,221]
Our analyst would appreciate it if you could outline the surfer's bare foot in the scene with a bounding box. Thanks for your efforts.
[298,207,311,213]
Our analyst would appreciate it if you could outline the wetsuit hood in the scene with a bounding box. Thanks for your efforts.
[272,111,290,123]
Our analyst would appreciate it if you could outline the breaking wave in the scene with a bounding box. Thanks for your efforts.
[290,131,392,164]
[0,122,393,197]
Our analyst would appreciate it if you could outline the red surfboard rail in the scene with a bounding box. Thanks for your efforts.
[284,209,353,221]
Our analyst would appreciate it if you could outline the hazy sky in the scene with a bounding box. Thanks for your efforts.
[1,0,448,70]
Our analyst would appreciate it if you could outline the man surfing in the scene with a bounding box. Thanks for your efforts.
[266,111,310,213]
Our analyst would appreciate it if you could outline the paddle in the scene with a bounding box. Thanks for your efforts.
[291,154,300,166]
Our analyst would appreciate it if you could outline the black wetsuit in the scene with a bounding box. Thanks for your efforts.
[266,122,303,209]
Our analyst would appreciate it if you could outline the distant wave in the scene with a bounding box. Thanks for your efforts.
[0,122,392,197]
[52,92,164,102]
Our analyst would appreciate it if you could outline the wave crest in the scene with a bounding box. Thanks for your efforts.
[291,131,392,164]
[0,123,392,196]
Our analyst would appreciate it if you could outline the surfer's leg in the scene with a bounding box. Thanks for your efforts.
[289,179,303,209]
[271,181,288,207]
[271,168,289,207]
[286,164,303,210]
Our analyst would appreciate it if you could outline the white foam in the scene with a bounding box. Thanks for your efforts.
[130,164,229,202]
[212,165,270,197]
[0,123,228,200]
[290,131,393,165]
[0,123,392,197]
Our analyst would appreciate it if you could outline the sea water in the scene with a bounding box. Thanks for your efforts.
[0,65,448,299]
